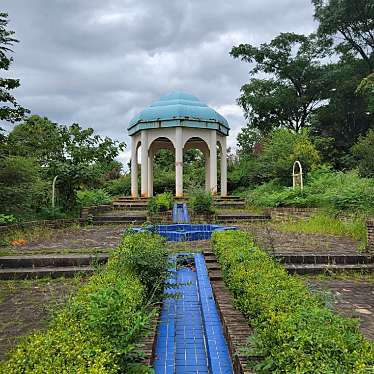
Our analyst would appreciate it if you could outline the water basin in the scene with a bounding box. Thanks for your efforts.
[130,224,237,241]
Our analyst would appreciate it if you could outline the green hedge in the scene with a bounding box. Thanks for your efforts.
[1,232,167,373]
[212,231,374,373]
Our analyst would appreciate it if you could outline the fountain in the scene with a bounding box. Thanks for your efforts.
[131,203,237,241]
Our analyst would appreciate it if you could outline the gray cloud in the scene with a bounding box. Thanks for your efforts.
[1,0,315,166]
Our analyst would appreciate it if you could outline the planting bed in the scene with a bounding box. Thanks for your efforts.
[0,225,125,256]
[238,222,362,255]
[0,277,83,361]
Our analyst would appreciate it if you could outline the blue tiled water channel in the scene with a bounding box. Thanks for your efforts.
[154,253,233,374]
[132,224,237,242]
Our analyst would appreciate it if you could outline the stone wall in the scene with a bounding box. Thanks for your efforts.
[80,204,113,219]
[367,219,374,253]
[269,207,320,221]
[148,211,214,224]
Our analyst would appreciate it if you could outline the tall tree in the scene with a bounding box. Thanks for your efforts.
[231,33,334,133]
[7,115,125,209]
[313,0,374,72]
[0,12,28,129]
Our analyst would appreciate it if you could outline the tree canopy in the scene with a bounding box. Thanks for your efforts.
[0,12,28,128]
[231,33,334,133]
[313,0,374,72]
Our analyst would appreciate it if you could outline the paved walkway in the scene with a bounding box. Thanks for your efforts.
[154,253,233,374]
[307,278,374,341]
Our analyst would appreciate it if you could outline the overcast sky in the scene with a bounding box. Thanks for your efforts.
[2,0,316,167]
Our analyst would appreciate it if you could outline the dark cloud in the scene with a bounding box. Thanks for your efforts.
[1,0,315,165]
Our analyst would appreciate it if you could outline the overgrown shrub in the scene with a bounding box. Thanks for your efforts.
[147,192,174,214]
[0,214,17,225]
[189,188,214,214]
[246,168,374,213]
[76,189,113,207]
[114,232,169,297]
[0,156,49,215]
[212,231,374,373]
[104,174,131,196]
[352,129,374,178]
[256,129,321,185]
[1,232,168,373]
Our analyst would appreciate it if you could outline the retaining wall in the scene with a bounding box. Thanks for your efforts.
[269,207,320,221]
[80,204,113,219]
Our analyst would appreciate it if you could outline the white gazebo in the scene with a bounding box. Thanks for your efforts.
[128,91,229,198]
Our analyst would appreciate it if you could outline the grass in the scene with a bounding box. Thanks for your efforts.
[273,213,368,250]
[302,271,374,283]
[0,224,84,247]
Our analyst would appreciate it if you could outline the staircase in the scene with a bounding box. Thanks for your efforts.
[0,254,109,279]
[88,195,268,225]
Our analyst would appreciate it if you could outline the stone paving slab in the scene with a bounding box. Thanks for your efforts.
[306,278,374,341]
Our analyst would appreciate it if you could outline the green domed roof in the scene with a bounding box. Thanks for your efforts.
[128,91,229,136]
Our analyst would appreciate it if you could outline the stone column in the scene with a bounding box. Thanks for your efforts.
[148,150,154,197]
[175,127,183,197]
[220,136,227,196]
[205,152,210,192]
[131,136,138,198]
[209,130,217,194]
[140,131,148,198]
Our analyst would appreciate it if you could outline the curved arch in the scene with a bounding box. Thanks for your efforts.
[292,160,303,190]
[182,130,211,150]
[147,130,176,149]
[148,136,175,154]
[184,136,210,154]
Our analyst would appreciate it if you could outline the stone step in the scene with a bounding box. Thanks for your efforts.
[285,263,374,275]
[0,254,109,269]
[208,270,222,281]
[215,214,270,222]
[275,253,374,265]
[214,196,243,201]
[112,203,148,210]
[206,264,221,271]
[215,202,246,209]
[93,215,146,223]
[0,266,94,280]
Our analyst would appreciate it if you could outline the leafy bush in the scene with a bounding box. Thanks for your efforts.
[352,129,374,178]
[2,232,167,373]
[114,232,169,297]
[76,189,113,207]
[0,214,17,225]
[256,129,321,184]
[212,231,374,373]
[246,168,374,213]
[147,192,173,214]
[104,174,131,196]
[189,188,214,214]
[0,156,49,215]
